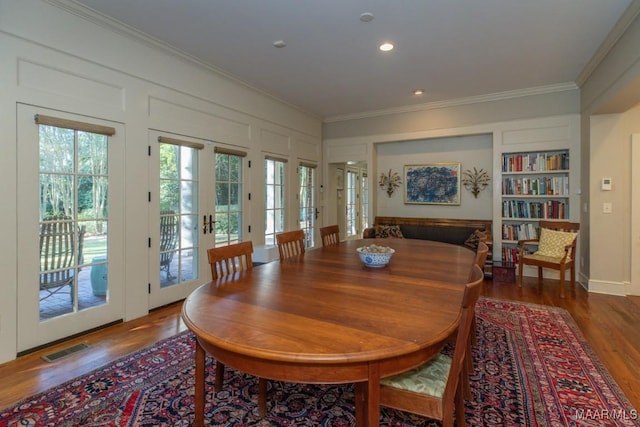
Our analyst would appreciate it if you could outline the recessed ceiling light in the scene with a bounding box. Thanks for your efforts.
[379,42,394,52]
[360,12,374,22]
[413,89,425,95]
[273,40,287,48]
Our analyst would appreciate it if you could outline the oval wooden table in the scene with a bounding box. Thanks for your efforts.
[182,238,475,427]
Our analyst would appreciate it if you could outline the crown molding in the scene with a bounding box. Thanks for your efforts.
[323,83,578,123]
[576,0,640,87]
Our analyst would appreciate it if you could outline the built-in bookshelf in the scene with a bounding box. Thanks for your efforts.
[500,150,570,264]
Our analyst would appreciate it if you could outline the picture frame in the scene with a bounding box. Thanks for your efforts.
[404,163,461,205]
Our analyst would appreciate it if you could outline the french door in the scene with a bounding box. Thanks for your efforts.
[148,132,218,309]
[16,104,125,352]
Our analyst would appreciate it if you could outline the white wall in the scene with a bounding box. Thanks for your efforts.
[375,135,493,219]
[588,107,640,295]
[0,0,321,363]
[579,4,640,295]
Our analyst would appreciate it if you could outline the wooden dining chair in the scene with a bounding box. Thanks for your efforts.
[517,220,579,298]
[206,241,268,417]
[276,229,306,260]
[207,241,254,280]
[379,264,484,427]
[319,224,340,247]
[459,240,489,398]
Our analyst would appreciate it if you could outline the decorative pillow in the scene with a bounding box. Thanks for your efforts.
[464,229,486,250]
[534,228,577,258]
[374,224,404,238]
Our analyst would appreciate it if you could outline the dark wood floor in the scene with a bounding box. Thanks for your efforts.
[1,276,639,412]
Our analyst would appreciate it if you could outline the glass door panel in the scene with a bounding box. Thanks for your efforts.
[215,152,243,246]
[346,169,359,237]
[299,164,316,247]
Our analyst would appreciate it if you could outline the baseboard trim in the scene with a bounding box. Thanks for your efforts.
[587,279,627,296]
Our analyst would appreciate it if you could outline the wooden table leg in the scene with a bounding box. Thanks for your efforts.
[194,339,205,427]
[367,363,381,427]
[354,382,367,427]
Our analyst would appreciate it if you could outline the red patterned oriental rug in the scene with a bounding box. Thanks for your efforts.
[1,298,638,426]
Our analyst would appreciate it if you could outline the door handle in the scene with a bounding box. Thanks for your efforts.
[203,215,217,234]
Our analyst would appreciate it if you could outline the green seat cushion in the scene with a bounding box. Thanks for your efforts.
[380,353,452,398]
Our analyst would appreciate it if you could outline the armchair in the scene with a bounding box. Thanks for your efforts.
[517,220,579,298]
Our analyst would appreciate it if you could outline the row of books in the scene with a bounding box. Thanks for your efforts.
[502,200,568,219]
[502,247,520,264]
[502,176,569,196]
[502,223,539,241]
[502,152,569,172]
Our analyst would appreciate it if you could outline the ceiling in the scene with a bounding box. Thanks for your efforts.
[72,0,632,120]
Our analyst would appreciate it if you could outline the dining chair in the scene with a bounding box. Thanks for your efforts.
[319,224,340,247]
[378,264,484,427]
[460,240,489,398]
[276,229,306,260]
[517,220,579,298]
[206,241,268,417]
[207,241,254,280]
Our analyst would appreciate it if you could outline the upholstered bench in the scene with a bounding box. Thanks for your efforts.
[363,216,493,275]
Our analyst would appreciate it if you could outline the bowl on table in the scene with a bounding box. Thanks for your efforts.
[356,244,395,268]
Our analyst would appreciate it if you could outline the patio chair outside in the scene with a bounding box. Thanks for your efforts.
[39,218,85,302]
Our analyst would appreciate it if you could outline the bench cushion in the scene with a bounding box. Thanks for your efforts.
[399,225,477,246]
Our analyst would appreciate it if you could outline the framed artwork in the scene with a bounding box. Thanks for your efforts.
[404,163,461,205]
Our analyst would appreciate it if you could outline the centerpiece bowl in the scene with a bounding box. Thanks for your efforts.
[356,244,395,268]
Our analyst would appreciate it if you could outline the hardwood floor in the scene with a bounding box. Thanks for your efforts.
[1,276,639,412]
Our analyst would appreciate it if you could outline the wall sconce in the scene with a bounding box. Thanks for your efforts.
[461,167,490,198]
[379,169,402,197]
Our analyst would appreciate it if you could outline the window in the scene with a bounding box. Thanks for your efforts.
[299,163,316,247]
[265,158,285,246]
[215,151,243,246]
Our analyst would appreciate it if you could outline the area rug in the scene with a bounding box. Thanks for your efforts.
[1,298,638,426]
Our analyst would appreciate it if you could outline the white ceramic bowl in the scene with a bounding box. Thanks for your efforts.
[356,246,395,268]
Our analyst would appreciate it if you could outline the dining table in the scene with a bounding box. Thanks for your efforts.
[181,238,476,427]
